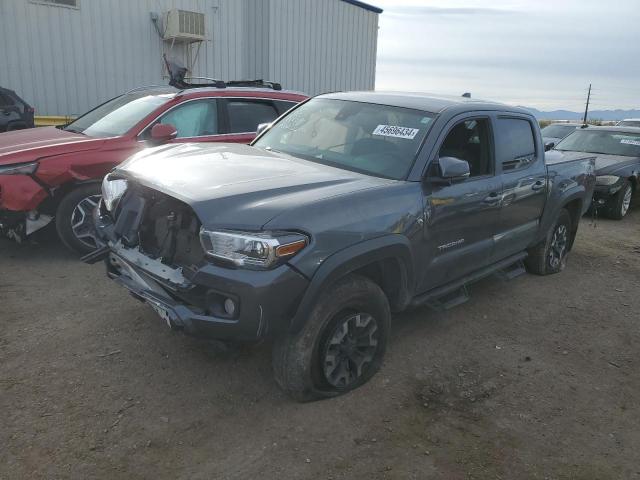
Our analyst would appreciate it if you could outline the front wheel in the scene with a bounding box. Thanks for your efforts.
[525,208,572,275]
[55,184,102,254]
[605,180,633,220]
[272,274,391,402]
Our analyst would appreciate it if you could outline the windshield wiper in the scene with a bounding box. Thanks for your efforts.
[64,127,86,135]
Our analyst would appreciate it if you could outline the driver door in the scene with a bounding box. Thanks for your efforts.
[417,115,503,292]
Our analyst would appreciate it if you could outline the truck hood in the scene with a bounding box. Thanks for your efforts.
[0,126,105,166]
[558,150,640,175]
[117,142,394,229]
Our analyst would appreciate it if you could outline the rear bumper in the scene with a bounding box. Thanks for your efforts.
[102,244,309,342]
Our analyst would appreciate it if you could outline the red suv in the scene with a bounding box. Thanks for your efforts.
[0,83,307,253]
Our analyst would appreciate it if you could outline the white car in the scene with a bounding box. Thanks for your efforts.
[617,118,640,127]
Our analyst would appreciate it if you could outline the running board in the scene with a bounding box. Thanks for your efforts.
[495,259,527,281]
[411,252,528,309]
[425,285,470,312]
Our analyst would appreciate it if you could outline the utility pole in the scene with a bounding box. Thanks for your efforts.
[582,83,592,125]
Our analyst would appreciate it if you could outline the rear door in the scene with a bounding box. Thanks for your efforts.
[493,115,547,258]
[418,114,503,292]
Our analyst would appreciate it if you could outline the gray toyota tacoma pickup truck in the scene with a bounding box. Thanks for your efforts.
[86,92,596,401]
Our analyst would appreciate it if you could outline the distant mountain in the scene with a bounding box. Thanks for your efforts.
[520,107,640,121]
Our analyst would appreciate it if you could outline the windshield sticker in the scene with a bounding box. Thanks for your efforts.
[373,125,420,140]
[620,139,640,146]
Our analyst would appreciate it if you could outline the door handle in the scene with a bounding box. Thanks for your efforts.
[483,192,502,205]
[531,180,545,191]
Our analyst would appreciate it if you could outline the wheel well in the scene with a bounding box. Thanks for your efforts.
[352,257,410,312]
[562,198,582,250]
[39,181,101,216]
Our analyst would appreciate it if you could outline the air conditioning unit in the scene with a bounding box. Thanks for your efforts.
[163,9,205,42]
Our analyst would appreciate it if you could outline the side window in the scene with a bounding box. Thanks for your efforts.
[0,93,14,107]
[227,100,280,133]
[497,118,536,171]
[438,118,492,177]
[274,100,297,115]
[156,100,218,138]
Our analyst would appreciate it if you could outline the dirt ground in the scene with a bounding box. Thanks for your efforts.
[1,210,639,480]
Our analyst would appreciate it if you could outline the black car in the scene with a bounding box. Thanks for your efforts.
[617,119,640,128]
[0,87,35,132]
[541,122,582,148]
[555,126,640,219]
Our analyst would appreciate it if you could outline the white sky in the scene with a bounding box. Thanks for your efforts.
[373,0,640,111]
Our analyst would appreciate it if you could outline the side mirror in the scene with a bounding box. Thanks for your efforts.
[256,122,271,136]
[150,123,178,144]
[544,141,555,152]
[434,156,470,182]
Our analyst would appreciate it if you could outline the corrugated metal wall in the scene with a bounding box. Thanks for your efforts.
[267,0,379,95]
[0,0,379,116]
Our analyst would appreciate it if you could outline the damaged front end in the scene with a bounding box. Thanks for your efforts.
[86,180,309,341]
[0,164,53,242]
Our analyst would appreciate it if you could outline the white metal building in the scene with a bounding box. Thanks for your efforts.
[0,0,382,116]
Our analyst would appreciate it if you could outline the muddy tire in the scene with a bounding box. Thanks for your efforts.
[272,274,391,402]
[604,180,633,220]
[525,208,572,276]
[55,184,102,254]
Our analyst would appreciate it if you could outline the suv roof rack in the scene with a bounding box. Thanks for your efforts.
[163,54,282,91]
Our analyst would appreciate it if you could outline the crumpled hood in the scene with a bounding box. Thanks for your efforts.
[0,126,104,166]
[117,142,393,229]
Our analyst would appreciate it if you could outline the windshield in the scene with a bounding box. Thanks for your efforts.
[556,130,640,157]
[541,124,577,139]
[63,93,172,138]
[254,98,434,179]
[618,120,640,127]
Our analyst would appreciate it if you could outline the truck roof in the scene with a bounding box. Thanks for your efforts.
[319,91,532,116]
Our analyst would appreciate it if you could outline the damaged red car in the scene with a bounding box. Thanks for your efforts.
[0,83,307,253]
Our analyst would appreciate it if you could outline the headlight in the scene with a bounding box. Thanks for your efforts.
[199,229,308,269]
[596,175,620,186]
[0,161,38,175]
[101,175,128,212]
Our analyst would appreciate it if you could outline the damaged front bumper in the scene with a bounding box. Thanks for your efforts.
[0,210,53,242]
[0,174,52,241]
[87,240,309,342]
[592,181,624,209]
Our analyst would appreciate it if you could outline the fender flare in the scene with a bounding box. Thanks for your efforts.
[288,234,415,333]
[537,189,585,245]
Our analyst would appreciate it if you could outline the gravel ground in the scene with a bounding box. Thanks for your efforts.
[1,210,639,480]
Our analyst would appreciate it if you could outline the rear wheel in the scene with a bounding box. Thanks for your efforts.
[55,184,102,254]
[272,274,391,402]
[605,180,633,220]
[525,208,572,275]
